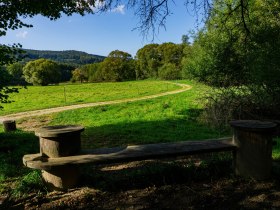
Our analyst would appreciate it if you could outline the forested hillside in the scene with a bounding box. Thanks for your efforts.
[22,49,105,65]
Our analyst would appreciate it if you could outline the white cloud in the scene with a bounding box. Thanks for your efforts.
[87,0,105,12]
[16,31,28,39]
[111,5,125,14]
[82,1,125,14]
[77,1,125,14]
[95,0,106,9]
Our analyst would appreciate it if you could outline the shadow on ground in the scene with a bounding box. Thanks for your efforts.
[81,109,226,149]
[9,158,280,210]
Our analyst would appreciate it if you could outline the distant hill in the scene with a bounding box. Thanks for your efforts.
[22,49,106,66]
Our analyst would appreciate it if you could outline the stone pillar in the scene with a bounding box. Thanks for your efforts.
[230,120,276,180]
[35,125,84,191]
[2,120,16,132]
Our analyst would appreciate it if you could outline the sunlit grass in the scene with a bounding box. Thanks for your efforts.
[0,80,179,115]
[0,130,39,195]
[49,80,225,148]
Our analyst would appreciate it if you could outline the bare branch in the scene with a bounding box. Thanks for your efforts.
[130,0,174,40]
[240,0,250,35]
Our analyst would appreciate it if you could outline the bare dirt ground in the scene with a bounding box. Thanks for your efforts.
[2,159,280,210]
[24,179,279,210]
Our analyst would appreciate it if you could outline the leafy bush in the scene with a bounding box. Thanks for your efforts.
[99,50,136,82]
[158,63,181,80]
[182,0,280,90]
[200,86,280,131]
[23,58,61,86]
[136,43,185,80]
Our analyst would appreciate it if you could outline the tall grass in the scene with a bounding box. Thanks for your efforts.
[0,130,44,196]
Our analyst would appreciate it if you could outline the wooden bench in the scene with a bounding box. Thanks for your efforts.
[23,138,235,170]
[23,120,277,191]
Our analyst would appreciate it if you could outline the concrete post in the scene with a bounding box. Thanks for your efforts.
[230,120,277,180]
[35,125,84,191]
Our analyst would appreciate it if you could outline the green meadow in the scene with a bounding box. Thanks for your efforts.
[0,80,179,115]
[49,80,224,148]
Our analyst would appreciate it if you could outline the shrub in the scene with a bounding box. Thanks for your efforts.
[23,59,61,86]
[158,63,181,80]
[200,86,280,131]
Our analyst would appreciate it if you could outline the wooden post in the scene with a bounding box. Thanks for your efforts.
[35,125,84,191]
[230,120,277,180]
[272,120,280,137]
[2,120,17,132]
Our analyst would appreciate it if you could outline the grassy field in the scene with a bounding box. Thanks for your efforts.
[48,80,225,148]
[0,80,179,115]
[0,80,279,200]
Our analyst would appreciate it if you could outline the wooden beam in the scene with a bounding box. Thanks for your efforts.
[23,138,235,171]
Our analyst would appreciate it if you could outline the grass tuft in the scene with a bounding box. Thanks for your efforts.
[12,170,46,198]
[0,130,40,195]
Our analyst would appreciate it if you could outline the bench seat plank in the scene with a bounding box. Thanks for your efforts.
[23,138,236,170]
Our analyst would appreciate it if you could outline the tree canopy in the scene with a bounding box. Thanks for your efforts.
[6,62,26,85]
[182,0,280,89]
[23,49,105,65]
[136,43,184,79]
[94,50,135,82]
[181,0,280,123]
[71,65,90,83]
[23,58,61,86]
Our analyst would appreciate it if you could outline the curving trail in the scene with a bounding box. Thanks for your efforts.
[0,83,192,122]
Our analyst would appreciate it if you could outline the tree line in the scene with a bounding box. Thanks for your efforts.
[1,41,189,86]
[2,60,75,86]
[71,42,187,83]
[23,49,105,65]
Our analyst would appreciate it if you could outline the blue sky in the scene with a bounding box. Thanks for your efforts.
[1,2,200,57]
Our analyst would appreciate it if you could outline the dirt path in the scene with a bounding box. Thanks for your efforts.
[0,83,191,122]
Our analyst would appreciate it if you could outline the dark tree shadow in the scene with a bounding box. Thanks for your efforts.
[81,108,227,149]
[79,155,234,192]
